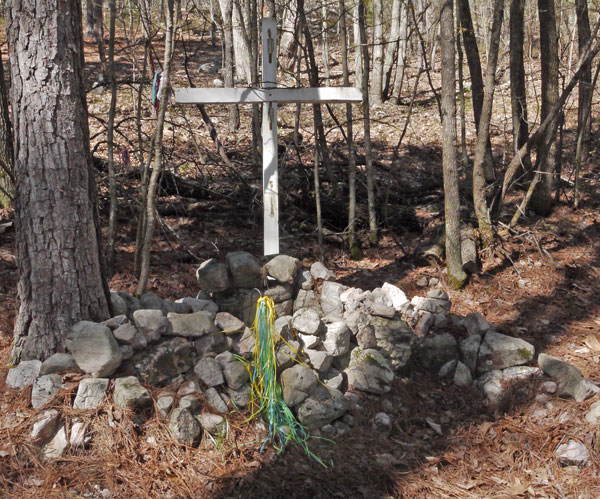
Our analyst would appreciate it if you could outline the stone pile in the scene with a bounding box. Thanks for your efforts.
[6,252,599,466]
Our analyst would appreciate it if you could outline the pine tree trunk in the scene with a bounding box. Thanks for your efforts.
[531,0,559,216]
[106,0,118,276]
[0,54,13,210]
[7,0,110,361]
[370,0,384,104]
[219,0,240,131]
[575,0,591,161]
[439,0,466,289]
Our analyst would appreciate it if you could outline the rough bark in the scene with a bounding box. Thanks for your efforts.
[106,0,118,276]
[7,0,110,361]
[391,1,408,103]
[575,0,591,161]
[232,0,252,84]
[383,0,401,100]
[353,0,363,87]
[85,0,107,73]
[279,0,298,70]
[509,0,531,174]
[439,0,466,288]
[218,0,240,131]
[370,0,384,104]
[531,0,559,216]
[0,54,14,209]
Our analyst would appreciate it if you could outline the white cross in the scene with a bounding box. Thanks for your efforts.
[174,18,362,256]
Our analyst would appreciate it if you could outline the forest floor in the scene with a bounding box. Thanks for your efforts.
[1,30,600,498]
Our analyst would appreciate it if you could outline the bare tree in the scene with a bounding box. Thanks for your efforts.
[106,0,118,276]
[371,0,384,104]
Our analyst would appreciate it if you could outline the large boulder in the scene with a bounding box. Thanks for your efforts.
[280,364,318,407]
[478,331,535,371]
[345,348,394,394]
[167,311,218,338]
[113,376,152,410]
[196,259,230,293]
[133,309,169,343]
[133,337,196,385]
[66,322,122,377]
[40,353,77,375]
[226,251,262,288]
[6,360,42,388]
[265,255,301,284]
[296,384,348,429]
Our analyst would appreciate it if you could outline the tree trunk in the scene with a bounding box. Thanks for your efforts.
[7,0,110,361]
[575,0,591,161]
[391,1,408,103]
[86,0,107,74]
[531,0,559,216]
[509,0,531,176]
[358,0,378,245]
[383,0,401,100]
[232,0,253,84]
[457,0,495,181]
[279,0,298,70]
[0,53,14,210]
[371,0,384,104]
[106,0,118,276]
[439,0,466,289]
[472,0,504,247]
[353,0,363,87]
[218,0,240,131]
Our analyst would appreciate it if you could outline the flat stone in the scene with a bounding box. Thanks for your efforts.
[40,353,77,375]
[345,348,394,395]
[176,298,219,317]
[31,374,63,409]
[197,413,226,434]
[265,255,301,284]
[310,261,335,281]
[538,353,583,398]
[478,331,534,371]
[281,364,318,407]
[223,360,249,390]
[133,309,169,343]
[169,408,201,446]
[113,376,152,410]
[139,292,166,312]
[292,308,323,335]
[204,387,228,413]
[226,251,262,288]
[305,349,333,373]
[320,281,347,317]
[194,358,224,387]
[417,333,458,371]
[555,440,589,467]
[157,394,175,418]
[215,351,235,367]
[6,360,42,389]
[73,378,109,409]
[215,312,245,332]
[502,366,540,380]
[42,426,68,459]
[364,299,396,319]
[299,333,320,349]
[30,409,61,445]
[454,361,472,387]
[167,311,217,338]
[411,296,451,314]
[296,384,348,429]
[133,338,196,385]
[340,287,365,303]
[113,323,138,344]
[323,321,351,357]
[67,322,122,377]
[427,289,449,300]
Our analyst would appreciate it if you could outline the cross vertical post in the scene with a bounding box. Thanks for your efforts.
[262,17,279,256]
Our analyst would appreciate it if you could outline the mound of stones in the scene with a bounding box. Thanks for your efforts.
[6,251,599,461]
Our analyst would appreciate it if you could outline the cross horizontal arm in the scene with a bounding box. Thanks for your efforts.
[173,87,363,105]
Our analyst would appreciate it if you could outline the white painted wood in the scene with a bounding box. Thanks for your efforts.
[173,87,363,105]
[262,18,279,256]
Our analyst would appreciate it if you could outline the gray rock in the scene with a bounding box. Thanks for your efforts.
[169,408,201,446]
[417,333,458,371]
[113,376,152,410]
[42,426,68,459]
[373,412,392,434]
[197,413,226,434]
[322,368,344,391]
[157,394,175,418]
[364,299,396,319]
[297,270,313,290]
[131,332,148,351]
[478,331,535,371]
[454,361,473,387]
[204,387,228,413]
[459,334,481,372]
[411,296,451,314]
[555,440,589,467]
[133,309,169,343]
[66,322,122,377]
[133,338,196,385]
[356,326,377,349]
[584,401,600,424]
[416,277,428,287]
[178,380,202,396]
[226,251,262,288]
[344,309,370,334]
[463,313,493,336]
[227,384,250,408]
[178,394,202,412]
[274,316,292,338]
[196,259,230,293]
[299,333,320,349]
[167,311,217,338]
[69,422,89,449]
[320,281,347,317]
[276,340,300,370]
[292,308,323,335]
[31,374,63,409]
[110,292,128,317]
[305,349,333,373]
[31,409,61,445]
[223,360,249,390]
[215,351,236,367]
[427,289,449,300]
[345,348,394,394]
[502,366,540,380]
[538,353,583,398]
[340,287,364,304]
[540,380,557,394]
[176,298,219,317]
[265,255,301,284]
[232,328,256,357]
[333,350,352,371]
[40,353,77,375]
[281,364,318,407]
[120,344,134,361]
[194,358,224,387]
[6,360,42,388]
[194,333,227,358]
[483,378,504,405]
[433,313,448,328]
[274,299,293,317]
[381,282,409,311]
[293,289,320,313]
[296,384,348,429]
[438,359,457,377]
[73,378,109,409]
[139,292,166,312]
[215,312,245,332]
[117,292,140,316]
[323,321,351,357]
[414,312,434,337]
[574,379,600,402]
[213,288,260,326]
[310,261,335,281]
[113,323,138,344]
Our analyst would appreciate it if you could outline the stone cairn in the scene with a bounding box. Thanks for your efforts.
[6,251,599,461]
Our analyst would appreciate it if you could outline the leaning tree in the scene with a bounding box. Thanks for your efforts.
[6,0,110,362]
